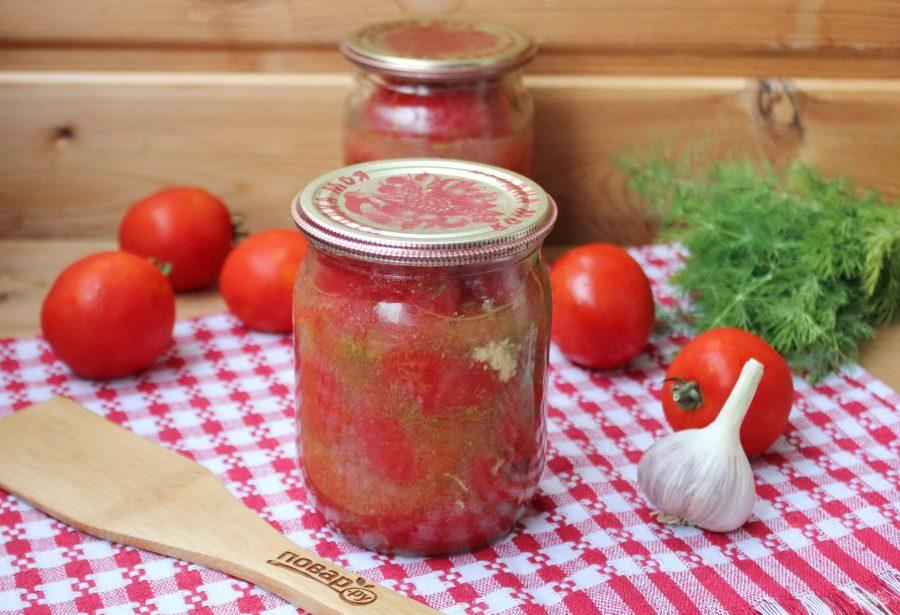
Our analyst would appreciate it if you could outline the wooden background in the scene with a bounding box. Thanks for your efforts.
[2,1,899,244]
[1,1,899,384]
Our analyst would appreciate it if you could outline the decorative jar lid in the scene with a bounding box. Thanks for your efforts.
[340,18,536,80]
[293,159,556,266]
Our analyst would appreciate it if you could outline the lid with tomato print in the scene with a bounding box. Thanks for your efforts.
[341,18,536,80]
[293,159,556,266]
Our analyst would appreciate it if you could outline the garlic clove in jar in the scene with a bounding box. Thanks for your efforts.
[638,358,764,533]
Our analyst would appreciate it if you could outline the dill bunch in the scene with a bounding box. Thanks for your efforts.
[619,153,900,382]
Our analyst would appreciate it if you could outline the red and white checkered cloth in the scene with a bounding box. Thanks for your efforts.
[1,244,898,614]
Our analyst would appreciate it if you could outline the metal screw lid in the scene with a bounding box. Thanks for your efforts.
[293,159,556,266]
[340,18,536,81]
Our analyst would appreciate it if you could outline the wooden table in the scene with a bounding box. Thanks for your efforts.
[2,239,898,390]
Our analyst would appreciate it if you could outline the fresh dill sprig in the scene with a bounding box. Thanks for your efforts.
[618,151,900,382]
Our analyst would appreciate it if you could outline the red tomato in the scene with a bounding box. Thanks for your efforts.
[119,187,233,291]
[662,327,794,457]
[550,243,655,369]
[220,230,307,333]
[41,252,175,379]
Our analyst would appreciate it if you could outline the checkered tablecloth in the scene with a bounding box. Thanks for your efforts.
[1,243,898,614]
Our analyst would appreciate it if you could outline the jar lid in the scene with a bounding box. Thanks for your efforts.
[293,159,556,266]
[340,18,536,80]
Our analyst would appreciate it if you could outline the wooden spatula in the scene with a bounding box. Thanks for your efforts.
[0,397,436,615]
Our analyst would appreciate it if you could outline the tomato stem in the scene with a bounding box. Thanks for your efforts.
[148,258,173,277]
[663,377,703,411]
[231,212,248,241]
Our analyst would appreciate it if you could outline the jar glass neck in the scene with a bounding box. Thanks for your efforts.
[311,247,542,279]
[356,69,520,93]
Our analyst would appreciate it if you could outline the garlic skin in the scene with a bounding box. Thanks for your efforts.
[638,359,764,532]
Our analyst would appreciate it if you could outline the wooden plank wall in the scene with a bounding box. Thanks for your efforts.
[1,1,898,245]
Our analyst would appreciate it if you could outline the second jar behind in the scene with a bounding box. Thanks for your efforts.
[341,18,536,176]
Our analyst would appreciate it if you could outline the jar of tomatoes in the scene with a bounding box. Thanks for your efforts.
[292,159,556,555]
[341,19,536,176]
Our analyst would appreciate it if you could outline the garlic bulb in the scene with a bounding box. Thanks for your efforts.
[638,358,764,532]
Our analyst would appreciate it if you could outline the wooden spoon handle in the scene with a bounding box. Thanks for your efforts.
[216,531,436,614]
[235,539,434,614]
[0,398,437,615]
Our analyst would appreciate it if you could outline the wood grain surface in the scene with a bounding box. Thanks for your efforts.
[2,1,897,54]
[1,73,898,245]
[7,48,900,79]
[1,239,897,390]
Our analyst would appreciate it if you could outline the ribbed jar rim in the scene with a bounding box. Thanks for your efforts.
[340,18,536,81]
[292,159,556,267]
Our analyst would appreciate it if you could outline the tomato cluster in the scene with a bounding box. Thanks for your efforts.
[42,187,307,379]
[550,243,794,457]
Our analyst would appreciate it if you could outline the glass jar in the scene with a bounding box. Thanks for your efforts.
[292,159,556,555]
[341,19,536,176]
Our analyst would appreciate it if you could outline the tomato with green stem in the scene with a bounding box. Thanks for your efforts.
[662,327,794,457]
[41,252,175,379]
[119,187,234,291]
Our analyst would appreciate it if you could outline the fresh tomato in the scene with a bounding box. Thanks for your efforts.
[119,187,233,291]
[550,243,655,369]
[219,229,307,333]
[41,252,175,379]
[662,327,794,457]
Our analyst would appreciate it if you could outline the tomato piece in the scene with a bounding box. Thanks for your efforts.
[118,187,233,291]
[408,278,462,316]
[550,243,655,369]
[662,327,794,457]
[357,414,422,486]
[297,356,347,437]
[41,252,175,379]
[360,83,513,141]
[380,347,505,418]
[220,230,308,333]
[467,454,531,509]
[314,257,461,316]
[460,266,525,313]
[500,405,543,468]
[311,254,371,296]
[362,273,461,317]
